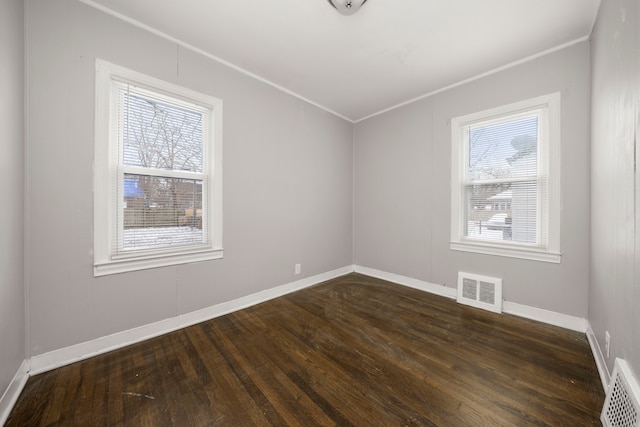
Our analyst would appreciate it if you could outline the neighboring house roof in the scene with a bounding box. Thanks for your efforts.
[488,190,512,200]
[124,178,145,198]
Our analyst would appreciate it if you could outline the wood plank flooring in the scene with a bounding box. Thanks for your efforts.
[7,273,604,426]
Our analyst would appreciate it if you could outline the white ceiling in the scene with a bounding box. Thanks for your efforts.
[83,0,601,122]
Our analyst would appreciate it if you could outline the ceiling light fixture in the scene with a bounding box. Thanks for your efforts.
[327,0,368,16]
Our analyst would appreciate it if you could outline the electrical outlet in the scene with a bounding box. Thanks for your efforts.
[295,263,301,275]
[605,331,611,358]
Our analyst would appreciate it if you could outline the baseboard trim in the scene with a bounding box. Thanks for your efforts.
[22,265,597,386]
[502,301,588,333]
[0,359,29,426]
[353,265,587,333]
[586,324,610,391]
[353,265,457,299]
[29,266,353,376]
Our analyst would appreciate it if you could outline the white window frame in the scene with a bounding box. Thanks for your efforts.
[450,93,561,263]
[94,59,223,276]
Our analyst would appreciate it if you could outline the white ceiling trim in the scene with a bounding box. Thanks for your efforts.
[78,0,592,125]
[354,35,590,123]
[77,0,354,122]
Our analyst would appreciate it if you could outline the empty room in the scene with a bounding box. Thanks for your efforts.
[1,0,639,425]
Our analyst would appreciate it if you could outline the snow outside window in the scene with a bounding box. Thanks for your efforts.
[450,93,561,263]
[94,60,223,276]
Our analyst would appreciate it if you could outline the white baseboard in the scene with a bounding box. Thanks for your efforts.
[586,324,610,391]
[502,301,588,333]
[353,265,457,299]
[353,265,587,333]
[11,265,601,422]
[30,265,353,376]
[0,359,29,426]
[21,264,600,394]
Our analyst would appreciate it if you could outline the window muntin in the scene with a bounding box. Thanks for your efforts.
[450,93,560,263]
[94,60,223,276]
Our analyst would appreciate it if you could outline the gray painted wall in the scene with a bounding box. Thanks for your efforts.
[590,0,640,376]
[19,0,639,399]
[354,42,591,317]
[25,0,353,356]
[0,0,26,399]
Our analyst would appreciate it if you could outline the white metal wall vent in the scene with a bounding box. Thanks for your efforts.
[602,358,640,427]
[457,272,502,314]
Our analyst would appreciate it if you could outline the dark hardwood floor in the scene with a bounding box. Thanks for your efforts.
[7,273,604,426]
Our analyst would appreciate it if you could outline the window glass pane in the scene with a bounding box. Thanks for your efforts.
[468,115,537,180]
[122,91,204,173]
[122,174,203,251]
[465,181,537,244]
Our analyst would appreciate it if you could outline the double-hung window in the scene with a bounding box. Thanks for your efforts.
[94,60,223,276]
[450,93,561,263]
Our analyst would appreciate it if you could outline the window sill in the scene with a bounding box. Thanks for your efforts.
[94,248,223,277]
[450,240,561,263]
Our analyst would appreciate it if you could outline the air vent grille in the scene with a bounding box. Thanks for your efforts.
[457,272,502,313]
[462,278,477,300]
[479,281,496,304]
[602,358,640,427]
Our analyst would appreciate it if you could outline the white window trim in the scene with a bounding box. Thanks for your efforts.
[450,93,561,263]
[94,59,223,276]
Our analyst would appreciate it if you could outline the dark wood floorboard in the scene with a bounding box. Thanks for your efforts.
[7,273,604,426]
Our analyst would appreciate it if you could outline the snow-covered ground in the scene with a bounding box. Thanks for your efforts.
[123,226,203,250]
[466,221,505,241]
